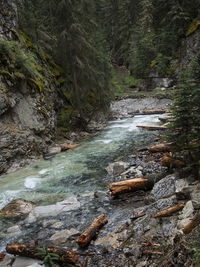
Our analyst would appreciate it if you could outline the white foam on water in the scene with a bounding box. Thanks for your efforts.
[95,139,112,144]
[0,190,21,209]
[39,168,50,175]
[24,176,41,189]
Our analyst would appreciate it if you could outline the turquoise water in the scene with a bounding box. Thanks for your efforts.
[0,114,163,251]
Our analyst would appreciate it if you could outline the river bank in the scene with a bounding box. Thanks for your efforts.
[1,96,199,267]
[3,96,172,175]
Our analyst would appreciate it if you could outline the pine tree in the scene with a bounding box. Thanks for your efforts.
[169,52,200,175]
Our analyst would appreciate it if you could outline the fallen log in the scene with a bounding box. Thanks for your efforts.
[61,144,80,151]
[147,142,174,153]
[182,212,200,235]
[109,178,153,197]
[6,243,79,266]
[136,125,167,131]
[153,204,184,218]
[161,154,185,168]
[142,110,166,115]
[76,214,108,248]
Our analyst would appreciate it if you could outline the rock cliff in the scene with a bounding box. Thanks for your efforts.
[0,0,63,173]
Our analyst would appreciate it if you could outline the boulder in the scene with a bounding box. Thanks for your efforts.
[0,199,35,218]
[26,196,80,222]
[150,174,175,200]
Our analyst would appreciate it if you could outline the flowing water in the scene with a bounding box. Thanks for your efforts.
[0,114,164,252]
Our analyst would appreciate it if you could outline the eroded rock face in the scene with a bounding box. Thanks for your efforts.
[0,0,17,39]
[0,198,35,218]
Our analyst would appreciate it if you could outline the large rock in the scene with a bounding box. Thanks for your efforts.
[27,196,80,222]
[150,174,175,200]
[0,199,35,218]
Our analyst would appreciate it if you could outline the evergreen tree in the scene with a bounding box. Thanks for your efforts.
[169,52,200,175]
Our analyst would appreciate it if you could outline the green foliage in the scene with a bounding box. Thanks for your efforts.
[194,249,200,264]
[168,51,200,175]
[186,19,200,36]
[58,105,79,131]
[35,244,60,267]
[0,39,43,81]
[1,70,14,81]
[123,76,140,88]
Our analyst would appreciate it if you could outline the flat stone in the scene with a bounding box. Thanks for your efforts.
[7,225,21,234]
[179,200,194,219]
[12,256,43,267]
[50,221,64,229]
[0,255,15,267]
[27,196,80,220]
[151,174,175,200]
[49,228,79,244]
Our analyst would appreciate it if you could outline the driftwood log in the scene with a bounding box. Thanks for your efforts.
[61,144,80,151]
[142,110,166,115]
[136,125,167,131]
[76,214,108,248]
[6,243,79,266]
[147,142,174,153]
[182,212,200,235]
[153,204,185,218]
[109,177,159,197]
[161,154,185,168]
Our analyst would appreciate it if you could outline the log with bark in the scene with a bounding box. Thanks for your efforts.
[147,142,174,153]
[76,214,108,248]
[109,177,159,197]
[182,212,200,235]
[153,204,184,218]
[6,243,79,266]
[142,110,166,115]
[136,125,167,131]
[61,144,80,151]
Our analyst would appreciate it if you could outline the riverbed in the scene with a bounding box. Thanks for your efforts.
[0,114,164,253]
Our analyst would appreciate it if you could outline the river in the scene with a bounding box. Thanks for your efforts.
[0,114,164,252]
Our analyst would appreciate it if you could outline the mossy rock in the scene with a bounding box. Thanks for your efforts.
[19,30,35,49]
[28,78,44,93]
[14,71,25,80]
[39,107,49,118]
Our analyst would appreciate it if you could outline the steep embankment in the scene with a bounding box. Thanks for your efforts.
[0,0,64,174]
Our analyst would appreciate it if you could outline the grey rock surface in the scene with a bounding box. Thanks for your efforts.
[151,174,176,200]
